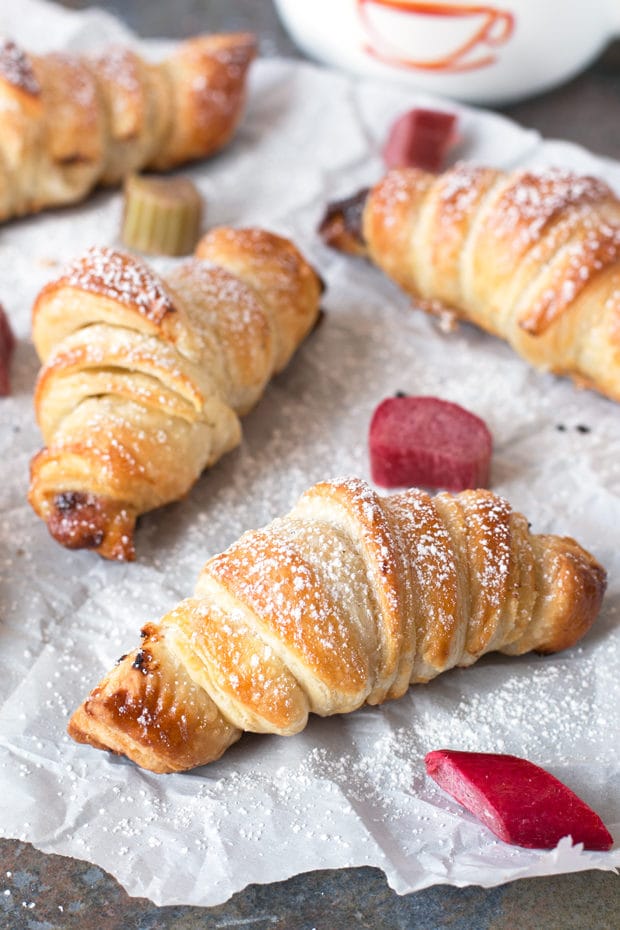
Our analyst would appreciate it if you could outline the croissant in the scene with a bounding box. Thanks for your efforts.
[29,228,322,560]
[0,32,255,221]
[320,164,620,402]
[68,477,606,774]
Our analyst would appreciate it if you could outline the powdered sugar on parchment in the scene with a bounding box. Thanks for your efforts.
[0,0,618,910]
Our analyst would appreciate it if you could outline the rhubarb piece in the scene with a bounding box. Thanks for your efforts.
[425,750,614,851]
[121,174,203,256]
[383,108,457,173]
[369,395,492,490]
[0,302,15,396]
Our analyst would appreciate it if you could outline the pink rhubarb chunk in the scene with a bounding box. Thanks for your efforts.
[425,750,614,851]
[0,302,15,396]
[383,108,458,173]
[369,395,492,491]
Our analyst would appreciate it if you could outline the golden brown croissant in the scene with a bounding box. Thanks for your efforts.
[29,227,322,560]
[320,164,620,402]
[0,33,255,221]
[68,477,606,773]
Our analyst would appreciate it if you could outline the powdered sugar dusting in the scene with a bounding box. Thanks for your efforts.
[205,523,370,699]
[492,168,611,251]
[437,162,494,223]
[0,20,618,909]
[0,39,40,96]
[188,35,255,128]
[388,489,458,643]
[171,259,264,335]
[89,45,140,96]
[520,219,620,333]
[464,492,512,610]
[62,246,176,323]
[158,479,583,738]
[204,227,307,290]
[372,168,430,230]
[310,476,402,625]
[47,51,98,111]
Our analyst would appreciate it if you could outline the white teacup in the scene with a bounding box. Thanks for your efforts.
[273,0,620,104]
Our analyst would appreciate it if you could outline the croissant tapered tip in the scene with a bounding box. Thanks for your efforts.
[318,188,370,257]
[68,638,242,773]
[44,491,137,561]
[535,536,607,654]
[67,706,115,755]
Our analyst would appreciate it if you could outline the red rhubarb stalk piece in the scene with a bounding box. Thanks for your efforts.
[425,750,614,851]
[383,108,458,173]
[369,395,492,491]
[0,302,15,396]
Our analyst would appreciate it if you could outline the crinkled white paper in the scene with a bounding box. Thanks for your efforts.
[0,0,618,908]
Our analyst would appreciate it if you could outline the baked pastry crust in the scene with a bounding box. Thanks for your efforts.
[29,228,322,559]
[321,164,620,402]
[68,478,606,773]
[0,33,255,220]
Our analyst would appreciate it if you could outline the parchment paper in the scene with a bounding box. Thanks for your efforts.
[0,0,618,908]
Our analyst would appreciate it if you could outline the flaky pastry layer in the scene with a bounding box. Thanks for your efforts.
[69,478,606,773]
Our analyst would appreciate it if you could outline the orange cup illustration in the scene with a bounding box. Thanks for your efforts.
[356,0,515,72]
[273,0,620,104]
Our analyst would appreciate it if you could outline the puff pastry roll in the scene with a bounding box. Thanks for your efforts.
[29,228,322,560]
[68,477,606,773]
[320,164,620,402]
[0,33,255,221]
